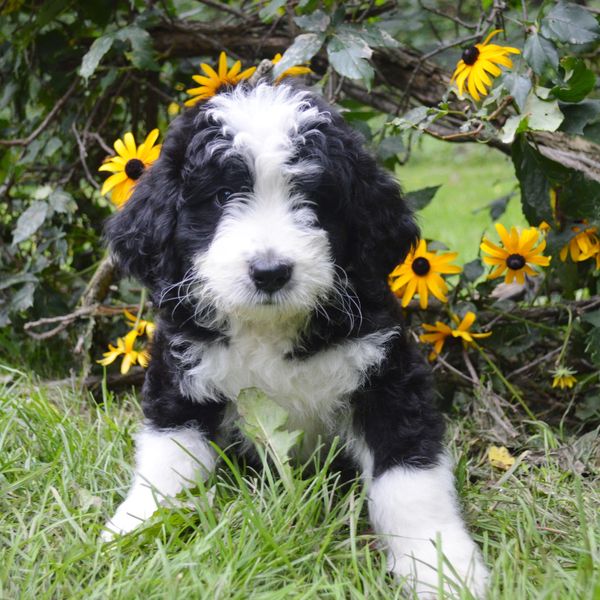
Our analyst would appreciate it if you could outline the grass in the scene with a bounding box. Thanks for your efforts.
[1,366,598,599]
[398,136,527,262]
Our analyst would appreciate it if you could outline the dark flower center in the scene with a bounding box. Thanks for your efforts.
[506,253,526,270]
[412,257,431,276]
[125,158,145,180]
[461,46,480,66]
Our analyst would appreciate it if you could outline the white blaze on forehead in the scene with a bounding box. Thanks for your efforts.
[193,84,335,322]
[206,83,329,194]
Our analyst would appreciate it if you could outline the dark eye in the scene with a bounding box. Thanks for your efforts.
[215,188,233,206]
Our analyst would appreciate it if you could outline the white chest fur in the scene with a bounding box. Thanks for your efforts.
[179,325,397,434]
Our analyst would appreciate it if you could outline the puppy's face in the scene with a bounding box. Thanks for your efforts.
[182,86,335,322]
[106,84,418,330]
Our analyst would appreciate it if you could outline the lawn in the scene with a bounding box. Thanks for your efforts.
[1,131,597,600]
[1,368,598,599]
[398,136,526,263]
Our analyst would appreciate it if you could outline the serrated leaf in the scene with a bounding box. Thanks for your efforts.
[523,93,563,132]
[79,35,114,81]
[405,185,441,211]
[10,282,36,312]
[236,388,301,470]
[12,201,49,245]
[273,33,325,78]
[551,57,596,103]
[541,2,600,45]
[357,23,400,48]
[511,138,553,225]
[376,135,404,160]
[502,73,532,111]
[294,9,330,32]
[117,26,159,71]
[327,32,373,82]
[559,100,600,135]
[523,32,559,75]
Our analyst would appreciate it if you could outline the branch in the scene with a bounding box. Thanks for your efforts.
[0,80,78,147]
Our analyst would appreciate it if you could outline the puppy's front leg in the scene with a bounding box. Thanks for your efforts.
[102,426,215,540]
[367,456,488,599]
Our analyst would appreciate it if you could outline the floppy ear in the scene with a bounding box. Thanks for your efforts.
[104,115,191,296]
[348,145,420,286]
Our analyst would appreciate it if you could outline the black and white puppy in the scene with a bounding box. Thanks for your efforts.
[102,83,488,598]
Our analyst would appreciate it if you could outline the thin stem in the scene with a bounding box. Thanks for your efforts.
[474,343,537,420]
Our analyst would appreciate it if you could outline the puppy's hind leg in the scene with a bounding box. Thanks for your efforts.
[101,426,216,540]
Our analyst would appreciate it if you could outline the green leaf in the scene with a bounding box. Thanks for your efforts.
[273,33,325,78]
[462,259,484,282]
[523,93,564,132]
[79,34,114,81]
[500,114,527,144]
[358,23,400,48]
[294,9,330,32]
[327,31,374,82]
[559,100,600,135]
[259,0,286,21]
[585,328,600,366]
[551,57,596,103]
[511,138,553,225]
[117,26,159,71]
[502,73,532,111]
[236,388,301,471]
[541,2,600,45]
[582,309,600,328]
[12,201,49,245]
[405,185,441,211]
[523,32,559,76]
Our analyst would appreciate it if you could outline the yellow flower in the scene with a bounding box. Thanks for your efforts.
[99,129,161,208]
[451,29,520,101]
[539,221,551,235]
[488,445,515,470]
[559,224,599,263]
[97,330,150,374]
[419,311,492,359]
[124,309,156,339]
[271,53,312,83]
[389,240,462,309]
[185,51,256,107]
[480,223,550,285]
[551,366,577,390]
[167,102,181,116]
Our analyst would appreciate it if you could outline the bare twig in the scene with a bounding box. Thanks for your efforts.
[0,80,78,147]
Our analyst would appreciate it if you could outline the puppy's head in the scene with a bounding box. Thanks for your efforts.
[106,83,418,329]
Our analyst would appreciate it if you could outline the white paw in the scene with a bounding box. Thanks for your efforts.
[100,495,159,541]
[389,535,489,599]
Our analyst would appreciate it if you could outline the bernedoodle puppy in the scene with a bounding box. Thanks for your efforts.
[102,82,489,598]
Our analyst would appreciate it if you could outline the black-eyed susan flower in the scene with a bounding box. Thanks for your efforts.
[97,330,150,374]
[559,224,599,263]
[99,129,161,208]
[389,240,462,309]
[451,29,520,101]
[480,223,550,285]
[487,445,515,470]
[185,51,256,107]
[551,366,577,389]
[419,311,491,359]
[271,53,312,83]
[124,309,155,339]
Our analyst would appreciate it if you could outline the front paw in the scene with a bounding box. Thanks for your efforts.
[100,497,159,541]
[389,536,489,599]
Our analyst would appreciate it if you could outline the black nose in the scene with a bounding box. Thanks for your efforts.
[249,259,293,293]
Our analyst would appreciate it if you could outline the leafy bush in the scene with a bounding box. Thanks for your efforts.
[1,0,599,423]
